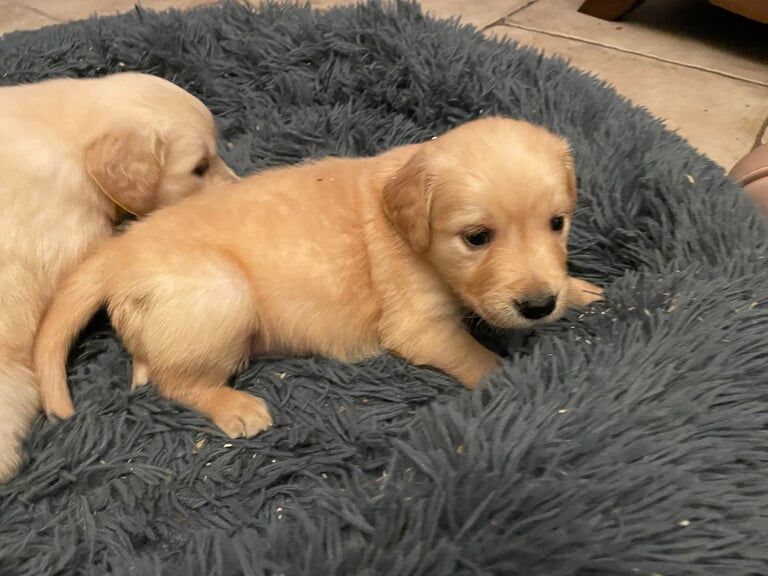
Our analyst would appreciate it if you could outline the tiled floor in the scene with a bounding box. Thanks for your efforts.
[1,0,766,170]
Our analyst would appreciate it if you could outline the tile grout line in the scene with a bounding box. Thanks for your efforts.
[752,114,768,150]
[497,21,768,88]
[9,0,66,22]
[483,0,540,31]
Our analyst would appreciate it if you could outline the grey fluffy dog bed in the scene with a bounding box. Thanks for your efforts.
[1,1,767,574]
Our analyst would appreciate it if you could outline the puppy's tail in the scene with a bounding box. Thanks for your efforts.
[0,358,39,482]
[34,250,109,420]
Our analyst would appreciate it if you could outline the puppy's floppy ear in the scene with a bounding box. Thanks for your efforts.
[559,139,577,200]
[85,127,166,216]
[383,150,433,253]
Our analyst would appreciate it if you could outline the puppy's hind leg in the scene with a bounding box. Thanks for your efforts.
[130,358,150,390]
[156,370,273,438]
[0,257,48,482]
[112,253,272,438]
[0,359,39,482]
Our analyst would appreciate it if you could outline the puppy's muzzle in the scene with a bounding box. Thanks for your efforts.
[514,294,557,320]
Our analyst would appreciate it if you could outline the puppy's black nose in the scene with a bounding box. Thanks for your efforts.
[515,295,557,320]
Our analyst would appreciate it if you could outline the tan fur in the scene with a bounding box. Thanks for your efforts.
[0,72,236,482]
[34,117,603,439]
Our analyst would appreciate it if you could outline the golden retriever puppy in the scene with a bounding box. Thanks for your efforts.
[0,72,237,481]
[35,117,603,439]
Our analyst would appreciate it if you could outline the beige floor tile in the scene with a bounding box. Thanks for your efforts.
[0,0,58,35]
[20,0,215,21]
[487,25,768,169]
[506,0,767,86]
[420,0,530,28]
[310,0,530,28]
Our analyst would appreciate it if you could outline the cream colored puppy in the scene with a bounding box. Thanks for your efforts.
[0,73,236,482]
[35,117,603,439]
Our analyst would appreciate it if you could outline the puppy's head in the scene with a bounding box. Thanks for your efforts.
[84,73,237,217]
[384,117,577,329]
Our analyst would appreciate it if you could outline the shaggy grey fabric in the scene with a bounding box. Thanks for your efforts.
[1,1,767,574]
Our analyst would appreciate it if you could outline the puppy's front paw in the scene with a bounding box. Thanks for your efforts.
[568,277,604,308]
[460,350,502,390]
[210,390,273,439]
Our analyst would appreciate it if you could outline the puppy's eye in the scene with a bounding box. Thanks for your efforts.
[550,216,565,232]
[192,157,210,177]
[463,228,493,248]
